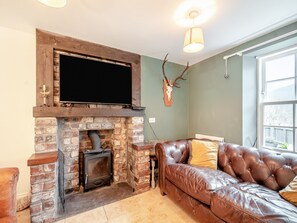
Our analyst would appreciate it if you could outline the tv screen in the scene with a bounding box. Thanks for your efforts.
[59,54,132,105]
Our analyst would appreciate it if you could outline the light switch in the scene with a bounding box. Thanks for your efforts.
[149,117,156,123]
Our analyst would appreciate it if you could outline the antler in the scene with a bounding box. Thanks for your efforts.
[162,53,171,86]
[172,62,189,88]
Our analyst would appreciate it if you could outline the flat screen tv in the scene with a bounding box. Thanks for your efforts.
[59,54,132,105]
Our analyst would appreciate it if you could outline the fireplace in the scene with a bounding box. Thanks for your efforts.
[28,116,152,222]
[28,29,147,223]
[82,149,112,191]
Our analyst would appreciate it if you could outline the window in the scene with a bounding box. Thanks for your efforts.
[258,49,297,152]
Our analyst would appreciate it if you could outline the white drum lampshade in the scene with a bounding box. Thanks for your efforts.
[183,27,204,53]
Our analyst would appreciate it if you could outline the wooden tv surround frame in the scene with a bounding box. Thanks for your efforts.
[34,29,143,117]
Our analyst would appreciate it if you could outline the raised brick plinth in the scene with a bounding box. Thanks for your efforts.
[28,152,58,223]
[129,142,153,193]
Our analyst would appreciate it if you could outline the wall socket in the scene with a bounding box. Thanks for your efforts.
[148,117,156,123]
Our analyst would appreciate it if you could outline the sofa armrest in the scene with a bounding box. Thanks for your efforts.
[156,143,166,195]
[0,168,19,220]
[156,140,190,195]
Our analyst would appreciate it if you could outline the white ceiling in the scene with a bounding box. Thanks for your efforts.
[0,0,297,65]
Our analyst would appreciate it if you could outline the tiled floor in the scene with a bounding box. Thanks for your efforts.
[17,187,197,223]
[17,207,30,223]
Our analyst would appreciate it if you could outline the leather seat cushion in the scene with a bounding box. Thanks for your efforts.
[211,182,297,223]
[165,164,240,205]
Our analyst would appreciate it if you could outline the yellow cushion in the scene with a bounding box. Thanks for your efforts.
[188,140,219,169]
[279,176,297,206]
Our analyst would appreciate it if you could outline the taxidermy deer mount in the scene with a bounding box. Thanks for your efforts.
[162,53,189,106]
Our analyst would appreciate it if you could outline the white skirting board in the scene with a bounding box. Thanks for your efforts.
[195,134,224,142]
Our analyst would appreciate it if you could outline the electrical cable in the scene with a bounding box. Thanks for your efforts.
[252,137,257,147]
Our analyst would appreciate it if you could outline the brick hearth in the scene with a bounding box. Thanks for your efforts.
[28,116,149,223]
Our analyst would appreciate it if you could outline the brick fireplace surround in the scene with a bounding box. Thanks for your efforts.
[27,29,151,223]
[28,116,150,222]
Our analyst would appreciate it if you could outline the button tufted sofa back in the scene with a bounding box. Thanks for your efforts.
[161,139,190,164]
[156,139,190,193]
[218,143,297,191]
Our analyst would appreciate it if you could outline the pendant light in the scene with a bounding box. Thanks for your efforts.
[183,11,204,53]
[38,0,67,8]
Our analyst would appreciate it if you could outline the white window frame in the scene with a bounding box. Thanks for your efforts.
[258,48,297,153]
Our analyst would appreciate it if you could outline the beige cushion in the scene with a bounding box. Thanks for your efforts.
[188,140,219,169]
[279,175,297,206]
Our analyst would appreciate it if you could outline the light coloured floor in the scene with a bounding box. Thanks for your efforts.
[17,187,197,223]
[17,208,30,223]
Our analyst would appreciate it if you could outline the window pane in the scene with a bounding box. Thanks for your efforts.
[264,126,293,151]
[264,104,293,127]
[266,78,295,102]
[265,54,295,81]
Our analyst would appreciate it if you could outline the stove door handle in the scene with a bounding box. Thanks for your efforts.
[85,174,88,185]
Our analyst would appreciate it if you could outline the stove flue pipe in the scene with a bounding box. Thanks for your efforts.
[88,130,101,151]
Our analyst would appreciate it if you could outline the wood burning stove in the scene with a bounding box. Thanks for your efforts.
[82,149,112,191]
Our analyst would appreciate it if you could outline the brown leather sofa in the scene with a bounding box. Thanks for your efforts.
[156,139,297,223]
[0,168,19,223]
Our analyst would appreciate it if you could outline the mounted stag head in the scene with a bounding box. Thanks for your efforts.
[162,54,189,106]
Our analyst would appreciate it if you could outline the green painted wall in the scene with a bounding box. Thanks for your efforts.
[141,56,188,141]
[188,54,242,144]
[140,22,297,144]
[188,21,297,145]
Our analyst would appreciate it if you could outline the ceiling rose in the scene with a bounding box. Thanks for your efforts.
[174,0,216,27]
[38,0,67,8]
